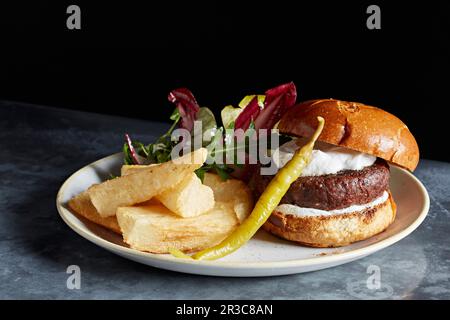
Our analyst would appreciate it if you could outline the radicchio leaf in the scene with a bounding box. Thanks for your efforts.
[231,82,297,181]
[234,82,296,131]
[253,82,297,130]
[168,88,200,132]
[234,96,261,131]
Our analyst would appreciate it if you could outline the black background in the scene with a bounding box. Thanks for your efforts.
[1,1,449,161]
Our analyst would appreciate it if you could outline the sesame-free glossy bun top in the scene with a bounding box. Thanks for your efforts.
[278,99,419,171]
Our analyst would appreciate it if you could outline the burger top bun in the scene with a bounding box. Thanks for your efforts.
[278,99,420,171]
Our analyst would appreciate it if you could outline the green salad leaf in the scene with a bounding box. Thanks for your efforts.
[121,83,296,182]
[192,107,217,147]
[221,105,242,129]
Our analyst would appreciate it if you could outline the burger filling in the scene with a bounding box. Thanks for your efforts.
[272,138,377,176]
[252,138,391,216]
[275,191,389,217]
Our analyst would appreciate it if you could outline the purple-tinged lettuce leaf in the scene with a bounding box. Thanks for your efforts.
[253,82,297,130]
[233,82,296,131]
[221,95,265,129]
[234,96,261,130]
[168,88,200,132]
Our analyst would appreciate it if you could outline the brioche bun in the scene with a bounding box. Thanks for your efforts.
[278,99,419,171]
[263,193,396,247]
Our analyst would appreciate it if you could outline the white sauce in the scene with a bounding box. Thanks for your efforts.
[272,137,376,176]
[276,191,389,217]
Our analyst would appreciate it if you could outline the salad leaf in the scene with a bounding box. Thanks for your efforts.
[221,95,265,130]
[168,88,200,132]
[196,107,216,131]
[254,82,297,130]
[213,164,234,181]
[221,105,242,129]
[185,107,218,155]
[234,96,260,130]
[195,107,217,147]
[123,144,134,165]
[234,82,296,131]
[194,166,208,182]
[238,95,265,109]
[148,141,173,163]
[195,163,233,182]
[170,108,181,121]
[206,127,223,157]
[124,108,181,165]
[123,136,153,165]
[124,133,142,165]
[121,82,297,182]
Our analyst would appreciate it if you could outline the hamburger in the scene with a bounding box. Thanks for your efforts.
[252,99,419,247]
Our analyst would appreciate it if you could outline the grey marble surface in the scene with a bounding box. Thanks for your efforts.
[1,101,449,300]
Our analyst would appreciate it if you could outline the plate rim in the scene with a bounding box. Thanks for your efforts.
[56,153,430,270]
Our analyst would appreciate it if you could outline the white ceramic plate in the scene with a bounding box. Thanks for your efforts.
[56,153,429,277]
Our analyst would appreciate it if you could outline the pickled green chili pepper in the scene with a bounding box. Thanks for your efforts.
[169,248,193,259]
[189,116,325,261]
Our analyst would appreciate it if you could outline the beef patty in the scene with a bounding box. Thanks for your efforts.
[252,159,390,211]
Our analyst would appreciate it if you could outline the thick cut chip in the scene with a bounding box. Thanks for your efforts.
[116,203,239,253]
[156,173,214,217]
[122,165,215,218]
[68,191,121,234]
[88,148,207,217]
[203,173,253,223]
[120,164,158,176]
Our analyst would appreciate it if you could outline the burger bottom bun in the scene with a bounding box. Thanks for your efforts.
[263,192,396,248]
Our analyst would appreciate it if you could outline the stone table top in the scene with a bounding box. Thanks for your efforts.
[1,101,449,299]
